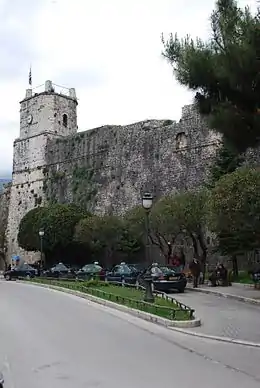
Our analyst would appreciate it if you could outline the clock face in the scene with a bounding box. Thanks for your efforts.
[27,114,33,124]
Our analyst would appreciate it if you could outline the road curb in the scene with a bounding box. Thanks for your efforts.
[19,281,201,329]
[232,282,255,288]
[168,327,260,348]
[187,286,260,305]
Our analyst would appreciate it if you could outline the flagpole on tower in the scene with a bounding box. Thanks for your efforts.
[29,65,32,87]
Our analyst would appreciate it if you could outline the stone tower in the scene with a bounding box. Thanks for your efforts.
[6,80,78,263]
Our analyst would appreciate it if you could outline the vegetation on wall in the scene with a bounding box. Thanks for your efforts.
[42,169,66,204]
[207,140,244,188]
[162,0,260,153]
[72,166,98,210]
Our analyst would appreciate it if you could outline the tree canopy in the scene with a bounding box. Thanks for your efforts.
[74,214,143,265]
[208,167,260,256]
[162,0,260,152]
[124,191,208,265]
[18,204,87,253]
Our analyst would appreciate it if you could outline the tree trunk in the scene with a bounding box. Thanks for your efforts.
[232,255,238,277]
[0,252,8,270]
[197,231,207,284]
[190,233,199,260]
[149,233,169,264]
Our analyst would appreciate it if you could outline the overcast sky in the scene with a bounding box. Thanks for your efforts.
[0,0,256,177]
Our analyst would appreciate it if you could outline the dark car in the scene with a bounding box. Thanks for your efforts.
[0,371,4,387]
[43,262,75,279]
[251,269,260,286]
[140,263,187,293]
[76,262,106,281]
[106,262,139,284]
[128,263,146,275]
[4,263,37,281]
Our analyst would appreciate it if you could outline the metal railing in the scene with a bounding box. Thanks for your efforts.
[25,277,195,320]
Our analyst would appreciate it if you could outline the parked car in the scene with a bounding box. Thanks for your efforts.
[251,269,260,288]
[106,262,139,284]
[43,262,75,279]
[128,263,146,275]
[0,371,4,388]
[4,263,37,281]
[139,263,187,293]
[76,262,106,281]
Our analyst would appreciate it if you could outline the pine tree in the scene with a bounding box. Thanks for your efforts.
[162,0,260,152]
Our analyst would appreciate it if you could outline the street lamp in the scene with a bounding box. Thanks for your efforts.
[39,229,44,269]
[142,192,155,303]
[167,241,171,265]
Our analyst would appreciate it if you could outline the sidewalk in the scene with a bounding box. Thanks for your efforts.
[187,283,260,304]
[171,284,260,345]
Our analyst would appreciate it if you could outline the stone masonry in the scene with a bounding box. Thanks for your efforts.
[0,184,10,269]
[5,80,222,263]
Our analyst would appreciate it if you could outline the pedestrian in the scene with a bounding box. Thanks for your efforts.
[189,258,201,288]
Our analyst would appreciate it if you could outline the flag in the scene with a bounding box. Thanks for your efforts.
[29,66,32,86]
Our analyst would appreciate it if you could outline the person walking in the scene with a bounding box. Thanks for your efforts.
[189,258,201,288]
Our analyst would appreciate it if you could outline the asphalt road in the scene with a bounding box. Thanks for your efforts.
[1,282,260,388]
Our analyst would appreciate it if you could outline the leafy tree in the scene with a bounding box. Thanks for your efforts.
[162,0,260,152]
[118,227,143,258]
[74,215,142,266]
[169,190,209,272]
[149,197,181,261]
[18,207,47,252]
[124,203,180,263]
[207,140,244,188]
[18,204,87,254]
[124,192,208,268]
[208,167,260,274]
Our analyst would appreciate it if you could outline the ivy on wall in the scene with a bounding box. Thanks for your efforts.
[72,166,98,211]
[43,170,65,204]
[42,164,98,210]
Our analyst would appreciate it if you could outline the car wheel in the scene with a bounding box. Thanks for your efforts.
[5,274,10,281]
[178,288,185,293]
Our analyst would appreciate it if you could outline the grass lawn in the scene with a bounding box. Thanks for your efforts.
[31,278,192,321]
[235,271,254,284]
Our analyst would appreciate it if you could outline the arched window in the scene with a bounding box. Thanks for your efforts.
[62,114,68,127]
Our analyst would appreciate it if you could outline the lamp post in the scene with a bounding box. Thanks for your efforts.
[142,192,155,303]
[39,229,44,269]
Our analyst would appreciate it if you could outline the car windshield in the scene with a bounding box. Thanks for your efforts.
[82,264,102,272]
[17,263,34,271]
[129,264,143,272]
[161,266,175,274]
[52,263,68,271]
[118,264,132,274]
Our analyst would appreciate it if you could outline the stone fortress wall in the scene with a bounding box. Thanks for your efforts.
[4,80,222,263]
[44,105,221,215]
